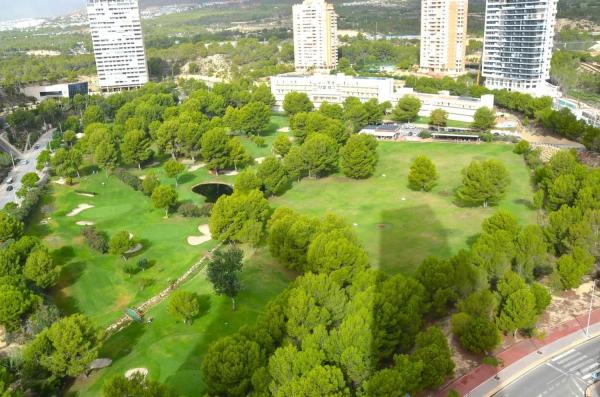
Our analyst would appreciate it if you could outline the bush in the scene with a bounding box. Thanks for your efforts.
[252,136,266,147]
[418,130,432,138]
[81,226,109,253]
[177,203,203,217]
[113,168,142,191]
[9,185,46,222]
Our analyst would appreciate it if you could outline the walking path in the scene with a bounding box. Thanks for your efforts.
[436,308,600,397]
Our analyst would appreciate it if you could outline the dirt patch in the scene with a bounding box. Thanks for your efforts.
[67,204,94,217]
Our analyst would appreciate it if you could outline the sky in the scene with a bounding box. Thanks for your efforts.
[0,0,84,21]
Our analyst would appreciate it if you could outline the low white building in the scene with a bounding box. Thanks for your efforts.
[393,88,495,122]
[270,73,494,122]
[270,73,394,111]
[20,82,89,102]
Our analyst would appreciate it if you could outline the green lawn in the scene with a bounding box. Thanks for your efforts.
[271,142,536,274]
[68,247,292,397]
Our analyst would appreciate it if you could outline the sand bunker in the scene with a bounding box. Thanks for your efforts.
[255,157,265,164]
[138,175,146,180]
[224,170,239,176]
[277,127,290,133]
[67,204,94,217]
[125,368,148,380]
[53,177,66,185]
[77,192,95,197]
[188,163,206,172]
[76,221,95,226]
[187,224,211,246]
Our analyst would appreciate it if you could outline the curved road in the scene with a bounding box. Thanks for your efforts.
[494,336,600,397]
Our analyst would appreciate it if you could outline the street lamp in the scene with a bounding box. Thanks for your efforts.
[586,280,598,337]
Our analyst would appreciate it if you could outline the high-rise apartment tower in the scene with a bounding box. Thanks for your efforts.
[292,0,338,72]
[87,0,149,92]
[419,0,468,75]
[481,0,558,96]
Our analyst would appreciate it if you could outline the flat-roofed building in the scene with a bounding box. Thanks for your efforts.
[270,73,394,111]
[420,0,468,75]
[20,82,89,102]
[87,0,149,92]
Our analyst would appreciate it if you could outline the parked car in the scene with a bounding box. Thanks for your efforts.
[20,159,28,165]
[5,177,13,184]
[33,144,40,149]
[6,185,13,191]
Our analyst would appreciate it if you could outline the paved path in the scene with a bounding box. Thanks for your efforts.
[0,129,54,208]
[436,308,600,397]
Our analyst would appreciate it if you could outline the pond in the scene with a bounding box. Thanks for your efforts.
[192,182,233,203]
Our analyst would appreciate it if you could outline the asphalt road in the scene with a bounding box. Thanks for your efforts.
[494,336,600,397]
[0,129,54,209]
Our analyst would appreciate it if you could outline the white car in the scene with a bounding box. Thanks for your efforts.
[5,177,13,184]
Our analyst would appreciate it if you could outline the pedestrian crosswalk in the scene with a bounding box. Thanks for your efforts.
[551,348,600,381]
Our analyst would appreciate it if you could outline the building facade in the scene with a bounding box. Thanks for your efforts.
[420,0,468,75]
[21,82,89,102]
[292,0,338,72]
[481,0,558,97]
[87,0,149,92]
[270,73,393,111]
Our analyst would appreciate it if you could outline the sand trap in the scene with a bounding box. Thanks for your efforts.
[198,224,210,235]
[75,133,84,139]
[187,224,211,246]
[188,163,206,172]
[255,157,265,164]
[277,127,290,133]
[53,177,66,185]
[76,221,95,226]
[224,170,239,176]
[138,175,146,180]
[67,204,94,217]
[125,243,143,255]
[128,232,134,240]
[125,368,148,380]
[77,192,95,197]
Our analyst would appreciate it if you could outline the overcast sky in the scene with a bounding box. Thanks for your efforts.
[0,0,84,21]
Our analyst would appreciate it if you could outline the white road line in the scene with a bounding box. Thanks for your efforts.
[559,355,589,369]
[553,349,576,362]
[576,362,599,374]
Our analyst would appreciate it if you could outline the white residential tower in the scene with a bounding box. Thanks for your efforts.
[420,0,468,75]
[481,0,559,96]
[87,0,149,92]
[292,0,338,72]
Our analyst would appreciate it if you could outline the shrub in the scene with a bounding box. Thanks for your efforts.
[81,226,108,253]
[418,130,432,138]
[9,185,46,222]
[113,168,142,191]
[252,136,266,147]
[177,203,204,217]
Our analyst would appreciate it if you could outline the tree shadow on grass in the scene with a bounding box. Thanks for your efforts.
[379,205,451,274]
[196,294,212,319]
[58,259,86,286]
[514,198,535,210]
[98,320,147,361]
[178,173,197,185]
[51,245,76,268]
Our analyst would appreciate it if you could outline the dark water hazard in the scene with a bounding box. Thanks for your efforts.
[192,183,233,203]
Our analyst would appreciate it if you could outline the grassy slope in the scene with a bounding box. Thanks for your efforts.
[271,142,536,274]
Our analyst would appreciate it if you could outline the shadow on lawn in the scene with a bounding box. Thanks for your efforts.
[378,205,451,274]
[98,320,147,361]
[178,173,197,185]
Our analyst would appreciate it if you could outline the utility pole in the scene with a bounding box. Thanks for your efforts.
[586,281,596,337]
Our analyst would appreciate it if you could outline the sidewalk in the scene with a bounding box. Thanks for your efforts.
[435,308,600,397]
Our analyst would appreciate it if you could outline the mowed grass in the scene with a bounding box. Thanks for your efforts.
[68,248,292,397]
[28,169,227,327]
[271,142,536,274]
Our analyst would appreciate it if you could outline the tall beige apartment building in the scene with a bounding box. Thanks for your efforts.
[419,0,468,75]
[292,0,338,72]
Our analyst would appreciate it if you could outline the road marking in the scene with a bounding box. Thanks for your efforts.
[563,357,593,371]
[553,349,576,362]
[557,352,586,366]
[577,362,599,375]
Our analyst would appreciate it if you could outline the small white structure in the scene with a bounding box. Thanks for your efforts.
[271,73,394,111]
[21,82,88,102]
[393,88,495,122]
